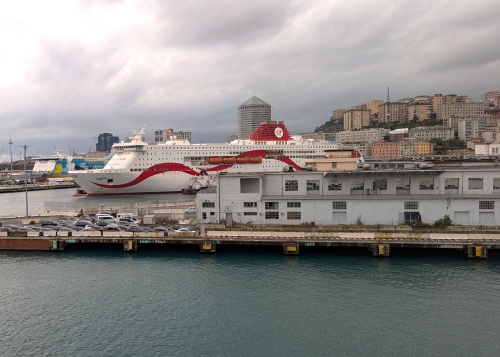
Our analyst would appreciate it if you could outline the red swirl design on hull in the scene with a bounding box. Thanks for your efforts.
[90,150,301,190]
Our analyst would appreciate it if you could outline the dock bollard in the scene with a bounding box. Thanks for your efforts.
[200,241,216,253]
[283,243,299,255]
[371,244,390,257]
[123,240,138,252]
[467,245,487,259]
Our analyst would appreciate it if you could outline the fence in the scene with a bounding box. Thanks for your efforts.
[44,199,196,219]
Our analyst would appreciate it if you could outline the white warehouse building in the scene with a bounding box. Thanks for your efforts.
[196,165,500,226]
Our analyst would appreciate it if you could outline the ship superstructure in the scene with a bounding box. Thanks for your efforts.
[69,121,360,195]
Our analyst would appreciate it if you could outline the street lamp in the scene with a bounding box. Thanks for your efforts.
[20,145,29,218]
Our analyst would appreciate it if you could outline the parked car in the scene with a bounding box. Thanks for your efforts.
[0,227,15,232]
[175,227,198,233]
[40,220,58,226]
[152,226,173,232]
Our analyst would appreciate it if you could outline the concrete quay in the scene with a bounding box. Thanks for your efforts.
[1,230,499,258]
[0,182,76,193]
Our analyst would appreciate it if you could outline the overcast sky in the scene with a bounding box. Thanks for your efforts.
[1,0,499,159]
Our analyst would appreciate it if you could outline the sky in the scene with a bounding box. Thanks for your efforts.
[1,0,499,160]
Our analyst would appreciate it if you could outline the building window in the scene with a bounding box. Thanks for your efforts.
[265,202,279,210]
[202,212,207,219]
[468,178,483,190]
[494,178,500,190]
[285,180,298,191]
[306,180,320,191]
[243,212,258,216]
[287,202,301,208]
[202,202,215,208]
[265,211,279,219]
[332,201,347,210]
[479,201,494,210]
[372,178,387,191]
[328,178,342,191]
[287,212,301,220]
[404,201,419,209]
[419,178,434,190]
[350,179,364,191]
[244,202,257,207]
[445,178,459,189]
[396,178,410,190]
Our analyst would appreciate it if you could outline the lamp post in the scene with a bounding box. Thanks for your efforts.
[9,136,13,175]
[20,145,29,218]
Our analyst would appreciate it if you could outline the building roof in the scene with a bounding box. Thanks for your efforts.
[240,95,269,106]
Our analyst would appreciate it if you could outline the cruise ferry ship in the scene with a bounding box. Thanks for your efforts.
[69,121,360,196]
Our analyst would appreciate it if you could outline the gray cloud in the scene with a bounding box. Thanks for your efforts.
[1,0,500,157]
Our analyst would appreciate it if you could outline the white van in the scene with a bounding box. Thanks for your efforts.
[96,214,115,221]
[116,213,139,221]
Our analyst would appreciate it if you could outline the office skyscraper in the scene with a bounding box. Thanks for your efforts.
[96,133,119,152]
[238,95,271,139]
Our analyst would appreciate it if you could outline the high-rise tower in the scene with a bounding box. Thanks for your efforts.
[238,95,271,139]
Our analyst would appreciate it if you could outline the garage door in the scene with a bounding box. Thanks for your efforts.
[479,212,495,226]
[333,212,347,224]
[454,211,470,225]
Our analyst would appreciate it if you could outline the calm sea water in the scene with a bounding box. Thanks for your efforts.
[1,191,500,356]
[0,248,499,357]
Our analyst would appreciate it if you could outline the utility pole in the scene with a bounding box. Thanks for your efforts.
[9,136,13,172]
[20,145,29,218]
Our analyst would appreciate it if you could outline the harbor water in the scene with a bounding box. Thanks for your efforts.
[1,190,500,356]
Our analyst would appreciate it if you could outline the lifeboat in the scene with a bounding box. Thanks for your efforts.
[207,157,223,164]
[222,157,236,164]
[249,156,262,163]
[236,157,250,164]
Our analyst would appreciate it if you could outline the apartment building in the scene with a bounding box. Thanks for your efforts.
[378,102,408,123]
[335,128,390,144]
[365,100,384,115]
[416,141,434,156]
[437,102,484,120]
[343,109,371,130]
[433,94,472,115]
[409,126,454,142]
[408,101,432,121]
[154,129,192,143]
[400,139,417,157]
[458,118,486,142]
[371,141,401,159]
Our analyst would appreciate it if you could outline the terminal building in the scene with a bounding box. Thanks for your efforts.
[197,162,500,226]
